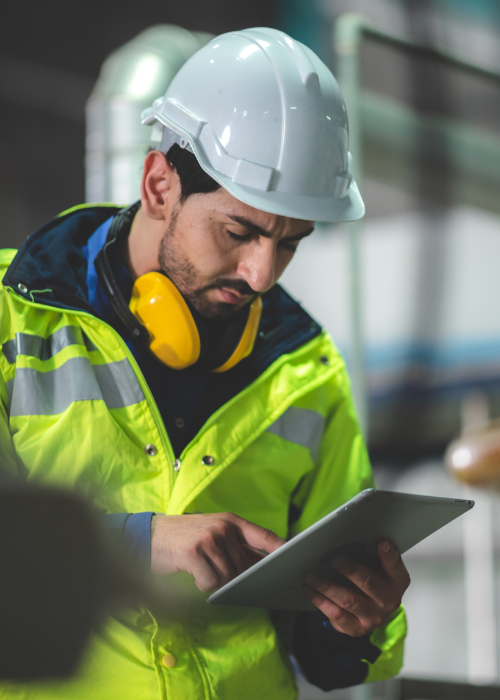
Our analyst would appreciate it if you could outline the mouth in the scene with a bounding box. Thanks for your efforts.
[216,287,253,305]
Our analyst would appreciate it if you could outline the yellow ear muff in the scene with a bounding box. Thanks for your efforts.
[212,296,262,373]
[129,272,263,372]
[129,272,200,369]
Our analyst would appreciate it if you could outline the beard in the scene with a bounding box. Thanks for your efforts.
[157,205,257,321]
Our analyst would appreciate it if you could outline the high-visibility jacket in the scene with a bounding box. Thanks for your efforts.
[0,206,406,700]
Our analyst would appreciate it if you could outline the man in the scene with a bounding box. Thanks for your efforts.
[0,28,409,699]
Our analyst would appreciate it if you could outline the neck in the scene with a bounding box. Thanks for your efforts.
[125,206,165,281]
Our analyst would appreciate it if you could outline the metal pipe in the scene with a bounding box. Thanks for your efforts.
[85,25,213,205]
[334,15,369,435]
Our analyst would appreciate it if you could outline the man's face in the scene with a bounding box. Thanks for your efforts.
[157,187,314,321]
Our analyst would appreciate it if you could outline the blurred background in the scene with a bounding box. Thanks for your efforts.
[2,0,500,696]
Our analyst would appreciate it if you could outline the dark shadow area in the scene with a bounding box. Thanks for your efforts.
[0,0,277,249]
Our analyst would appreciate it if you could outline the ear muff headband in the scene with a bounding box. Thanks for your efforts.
[94,203,149,344]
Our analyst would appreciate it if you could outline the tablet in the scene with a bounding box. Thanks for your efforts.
[207,489,474,610]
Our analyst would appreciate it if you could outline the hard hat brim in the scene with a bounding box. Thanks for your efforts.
[208,171,366,223]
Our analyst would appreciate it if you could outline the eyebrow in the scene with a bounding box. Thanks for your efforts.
[227,215,315,241]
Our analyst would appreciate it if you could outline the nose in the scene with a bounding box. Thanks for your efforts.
[237,240,276,294]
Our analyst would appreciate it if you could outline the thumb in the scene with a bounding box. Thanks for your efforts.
[378,540,404,576]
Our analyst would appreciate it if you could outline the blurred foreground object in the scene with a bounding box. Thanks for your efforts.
[85,25,213,204]
[0,484,144,681]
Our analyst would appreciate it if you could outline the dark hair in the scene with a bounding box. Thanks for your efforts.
[166,143,221,201]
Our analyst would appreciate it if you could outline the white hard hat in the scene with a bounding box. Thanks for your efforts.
[141,27,364,222]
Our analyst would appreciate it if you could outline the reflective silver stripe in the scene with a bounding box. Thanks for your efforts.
[7,356,145,416]
[2,327,97,364]
[93,360,145,410]
[267,406,325,462]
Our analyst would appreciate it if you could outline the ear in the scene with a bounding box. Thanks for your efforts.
[141,151,181,221]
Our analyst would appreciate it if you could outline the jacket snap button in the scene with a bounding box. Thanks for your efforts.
[173,459,181,472]
[18,283,28,293]
[201,455,215,466]
[145,444,158,456]
[319,355,330,366]
[161,653,177,668]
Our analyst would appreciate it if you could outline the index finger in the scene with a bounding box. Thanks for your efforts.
[236,517,286,554]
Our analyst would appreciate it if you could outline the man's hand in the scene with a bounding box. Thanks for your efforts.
[151,513,285,592]
[304,540,410,637]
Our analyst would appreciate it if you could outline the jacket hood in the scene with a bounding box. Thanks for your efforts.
[3,205,121,314]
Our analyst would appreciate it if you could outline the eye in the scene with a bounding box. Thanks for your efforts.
[280,239,300,253]
[226,229,251,243]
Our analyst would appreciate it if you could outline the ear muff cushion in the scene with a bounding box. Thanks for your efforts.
[129,272,201,369]
[211,297,262,373]
[201,309,251,371]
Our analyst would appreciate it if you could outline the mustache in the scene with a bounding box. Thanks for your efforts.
[200,278,256,297]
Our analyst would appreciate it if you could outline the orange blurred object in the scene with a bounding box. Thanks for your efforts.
[445,419,500,490]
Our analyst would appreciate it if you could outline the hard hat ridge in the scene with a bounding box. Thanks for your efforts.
[142,27,365,222]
